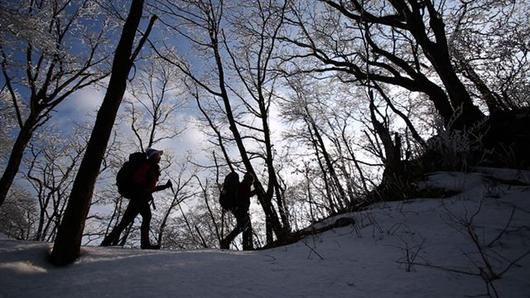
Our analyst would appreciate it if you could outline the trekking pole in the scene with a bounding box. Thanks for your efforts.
[167,180,176,210]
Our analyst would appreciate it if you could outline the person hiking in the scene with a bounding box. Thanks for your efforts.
[101,148,172,249]
[220,172,256,250]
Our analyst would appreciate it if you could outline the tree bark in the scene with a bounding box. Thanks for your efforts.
[50,0,151,266]
[369,92,404,198]
[425,47,484,127]
[320,0,484,128]
[305,110,348,209]
[403,0,484,128]
[0,113,38,206]
[453,49,507,114]
[210,36,287,241]
[259,99,291,232]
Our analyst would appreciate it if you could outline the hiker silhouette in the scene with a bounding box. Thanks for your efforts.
[101,148,172,249]
[220,172,256,250]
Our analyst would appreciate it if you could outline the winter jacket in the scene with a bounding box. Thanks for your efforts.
[132,161,160,192]
[237,182,253,212]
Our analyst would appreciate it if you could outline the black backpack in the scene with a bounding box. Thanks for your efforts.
[116,152,147,199]
[219,172,239,210]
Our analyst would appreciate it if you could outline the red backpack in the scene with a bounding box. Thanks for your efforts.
[116,152,147,198]
[219,172,239,210]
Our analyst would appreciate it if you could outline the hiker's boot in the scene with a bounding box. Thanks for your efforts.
[220,238,229,249]
[141,242,161,249]
[242,232,253,250]
[100,235,115,247]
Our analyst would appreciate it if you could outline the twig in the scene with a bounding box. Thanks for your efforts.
[498,249,530,277]
[396,261,479,277]
[302,238,324,260]
[487,207,516,248]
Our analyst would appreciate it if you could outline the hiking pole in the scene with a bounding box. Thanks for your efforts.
[167,180,175,210]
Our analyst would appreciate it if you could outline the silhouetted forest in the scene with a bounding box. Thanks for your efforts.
[0,0,528,266]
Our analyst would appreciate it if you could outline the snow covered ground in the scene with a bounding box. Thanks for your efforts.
[1,168,529,297]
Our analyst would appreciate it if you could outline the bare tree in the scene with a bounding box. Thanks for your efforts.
[282,0,485,129]
[448,0,530,112]
[0,2,55,51]
[0,186,36,240]
[155,162,195,247]
[0,90,17,163]
[25,134,84,241]
[127,56,186,151]
[23,123,119,243]
[283,78,350,212]
[0,0,113,206]
[224,0,291,235]
[101,54,187,248]
[153,0,289,243]
[51,0,156,265]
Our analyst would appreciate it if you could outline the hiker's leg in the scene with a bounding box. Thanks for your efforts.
[220,210,244,249]
[241,213,253,250]
[139,194,153,248]
[221,227,241,249]
[101,200,139,246]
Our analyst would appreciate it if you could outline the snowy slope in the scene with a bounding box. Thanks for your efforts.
[1,169,529,298]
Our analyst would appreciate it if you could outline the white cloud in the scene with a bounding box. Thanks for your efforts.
[159,113,209,162]
[49,84,107,133]
[58,85,106,118]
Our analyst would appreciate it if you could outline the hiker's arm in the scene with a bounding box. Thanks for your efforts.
[154,185,165,192]
[154,180,172,192]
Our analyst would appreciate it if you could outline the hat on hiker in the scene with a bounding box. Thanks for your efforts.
[146,148,163,159]
[243,172,254,183]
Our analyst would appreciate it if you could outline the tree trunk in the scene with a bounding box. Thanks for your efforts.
[260,106,290,231]
[426,47,484,127]
[311,139,336,213]
[265,215,274,244]
[0,114,38,206]
[306,113,348,209]
[211,39,286,240]
[369,92,404,198]
[274,182,290,230]
[34,208,46,241]
[50,0,148,266]
[404,1,484,128]
[453,50,507,114]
